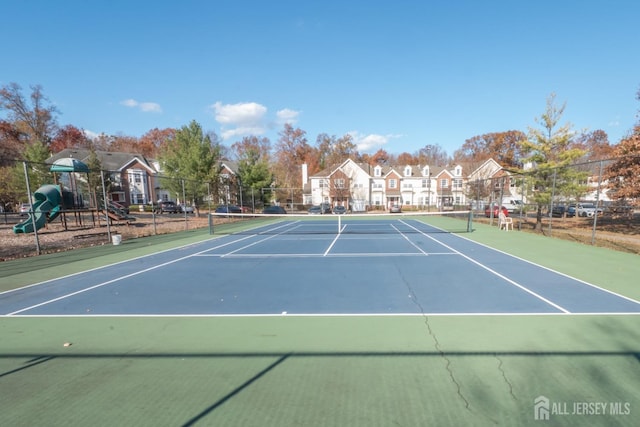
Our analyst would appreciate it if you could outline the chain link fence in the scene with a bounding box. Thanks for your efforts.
[469,156,638,246]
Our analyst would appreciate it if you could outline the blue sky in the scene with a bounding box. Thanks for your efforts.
[2,0,639,156]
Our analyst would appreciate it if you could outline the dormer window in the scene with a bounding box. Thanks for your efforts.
[404,166,411,177]
[454,166,462,176]
[422,166,430,176]
[374,166,382,177]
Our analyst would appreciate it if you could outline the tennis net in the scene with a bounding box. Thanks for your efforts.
[209,210,474,235]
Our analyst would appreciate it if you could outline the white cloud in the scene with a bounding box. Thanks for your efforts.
[349,131,403,152]
[139,102,162,113]
[211,101,270,139]
[121,99,138,108]
[120,99,162,113]
[83,129,100,140]
[210,101,302,140]
[276,108,300,125]
[220,126,268,140]
[213,101,267,125]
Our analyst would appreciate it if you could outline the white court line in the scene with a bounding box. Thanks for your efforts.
[452,233,640,308]
[400,220,571,314]
[0,234,230,297]
[323,232,341,256]
[220,222,307,257]
[7,311,640,318]
[5,233,264,316]
[391,224,431,255]
[196,252,457,258]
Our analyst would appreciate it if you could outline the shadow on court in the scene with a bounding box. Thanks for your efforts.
[0,315,638,426]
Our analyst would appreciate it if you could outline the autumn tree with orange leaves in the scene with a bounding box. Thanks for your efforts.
[604,87,640,207]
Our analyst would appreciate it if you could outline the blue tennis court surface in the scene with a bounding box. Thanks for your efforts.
[2,218,639,316]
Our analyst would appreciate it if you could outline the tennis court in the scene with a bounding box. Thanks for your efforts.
[1,212,639,426]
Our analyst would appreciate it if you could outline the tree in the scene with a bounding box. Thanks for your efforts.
[604,124,640,206]
[416,143,449,167]
[521,94,587,230]
[273,124,312,190]
[86,148,105,208]
[604,87,640,206]
[109,135,141,153]
[158,120,221,205]
[138,128,176,158]
[574,129,614,161]
[232,136,272,205]
[396,152,416,165]
[454,131,526,168]
[368,148,391,165]
[0,83,59,147]
[50,125,91,152]
[0,120,25,166]
[315,133,359,168]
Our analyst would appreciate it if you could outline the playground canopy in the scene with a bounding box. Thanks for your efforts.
[50,158,89,173]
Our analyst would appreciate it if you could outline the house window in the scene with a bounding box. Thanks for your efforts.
[452,178,463,190]
[389,179,397,189]
[421,179,427,188]
[440,179,448,188]
[404,167,411,177]
[374,166,382,177]
[334,178,345,189]
[402,183,413,189]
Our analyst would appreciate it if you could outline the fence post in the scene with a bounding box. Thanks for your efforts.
[591,160,604,245]
[23,161,41,255]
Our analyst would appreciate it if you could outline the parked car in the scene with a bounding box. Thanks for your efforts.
[390,205,402,213]
[320,203,332,214]
[156,201,179,214]
[19,203,31,216]
[308,205,323,215]
[576,203,603,218]
[485,204,508,218]
[263,205,287,214]
[332,205,347,215]
[566,204,576,217]
[179,204,194,214]
[215,205,242,214]
[550,205,566,218]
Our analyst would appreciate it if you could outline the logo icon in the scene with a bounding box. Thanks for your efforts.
[534,395,550,421]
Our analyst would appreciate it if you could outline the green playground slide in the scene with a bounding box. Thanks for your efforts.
[13,184,63,234]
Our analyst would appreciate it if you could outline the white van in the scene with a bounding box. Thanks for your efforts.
[503,199,524,214]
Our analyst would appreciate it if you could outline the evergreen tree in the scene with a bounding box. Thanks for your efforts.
[521,94,587,230]
[158,120,221,206]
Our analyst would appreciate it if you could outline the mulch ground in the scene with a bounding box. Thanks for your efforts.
[479,212,640,254]
[0,213,212,262]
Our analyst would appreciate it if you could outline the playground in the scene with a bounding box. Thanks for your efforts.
[10,158,137,244]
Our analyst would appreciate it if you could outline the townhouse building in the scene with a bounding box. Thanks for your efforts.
[305,159,473,211]
[47,148,161,207]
